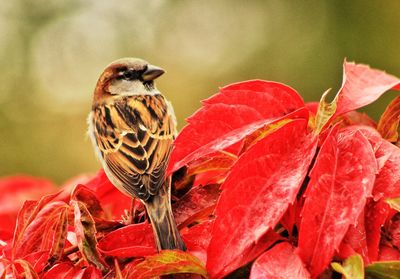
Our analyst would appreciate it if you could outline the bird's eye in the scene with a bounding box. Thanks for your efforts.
[123,70,135,80]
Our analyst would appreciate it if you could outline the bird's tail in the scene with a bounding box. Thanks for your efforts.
[144,179,186,251]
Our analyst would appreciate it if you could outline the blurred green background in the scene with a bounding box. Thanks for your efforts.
[1,1,399,184]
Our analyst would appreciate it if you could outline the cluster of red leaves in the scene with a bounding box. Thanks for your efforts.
[1,61,400,278]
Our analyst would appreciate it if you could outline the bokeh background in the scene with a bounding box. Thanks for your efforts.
[1,1,399,184]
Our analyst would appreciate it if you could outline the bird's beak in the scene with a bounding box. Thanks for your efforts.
[142,65,165,81]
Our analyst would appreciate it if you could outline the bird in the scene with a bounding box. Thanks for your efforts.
[88,57,186,251]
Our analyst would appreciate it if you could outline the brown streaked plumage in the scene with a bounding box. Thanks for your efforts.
[88,58,186,251]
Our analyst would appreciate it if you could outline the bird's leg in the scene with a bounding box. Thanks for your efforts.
[129,198,136,224]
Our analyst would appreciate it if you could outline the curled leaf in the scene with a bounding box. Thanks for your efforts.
[378,96,400,143]
[71,200,108,272]
[71,184,106,219]
[314,61,400,133]
[335,61,400,116]
[122,250,209,279]
[314,89,336,134]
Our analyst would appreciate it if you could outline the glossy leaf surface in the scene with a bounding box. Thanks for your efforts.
[250,242,310,279]
[97,223,156,258]
[298,126,377,277]
[207,119,317,278]
[168,80,305,174]
[335,61,400,116]
[123,250,209,279]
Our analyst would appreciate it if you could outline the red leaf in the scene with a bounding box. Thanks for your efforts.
[97,222,156,258]
[84,170,132,220]
[42,262,78,279]
[359,135,400,261]
[185,152,237,176]
[192,170,228,188]
[59,173,94,199]
[0,259,39,279]
[184,221,281,272]
[365,199,393,261]
[22,251,50,274]
[334,61,400,116]
[13,200,69,259]
[175,151,237,189]
[372,140,400,201]
[337,242,356,260]
[0,176,56,236]
[206,119,317,278]
[204,80,304,110]
[167,80,305,174]
[71,185,106,219]
[378,245,400,261]
[71,200,108,272]
[298,126,377,277]
[334,111,377,128]
[12,192,61,255]
[250,242,310,279]
[231,230,283,275]
[173,184,220,228]
[122,250,208,279]
[181,220,214,264]
[12,259,39,279]
[12,200,40,252]
[340,209,369,264]
[42,262,102,279]
[48,207,69,264]
[339,196,396,263]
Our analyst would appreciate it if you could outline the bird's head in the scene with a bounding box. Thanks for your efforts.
[93,58,165,102]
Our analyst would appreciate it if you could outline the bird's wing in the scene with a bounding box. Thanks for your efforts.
[91,94,176,200]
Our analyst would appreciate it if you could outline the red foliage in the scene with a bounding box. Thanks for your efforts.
[1,61,400,278]
[207,119,317,278]
[334,61,400,116]
[298,126,377,277]
[250,242,310,279]
[97,223,156,258]
[167,80,305,174]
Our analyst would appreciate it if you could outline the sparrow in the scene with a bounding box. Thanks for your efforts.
[88,58,186,251]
